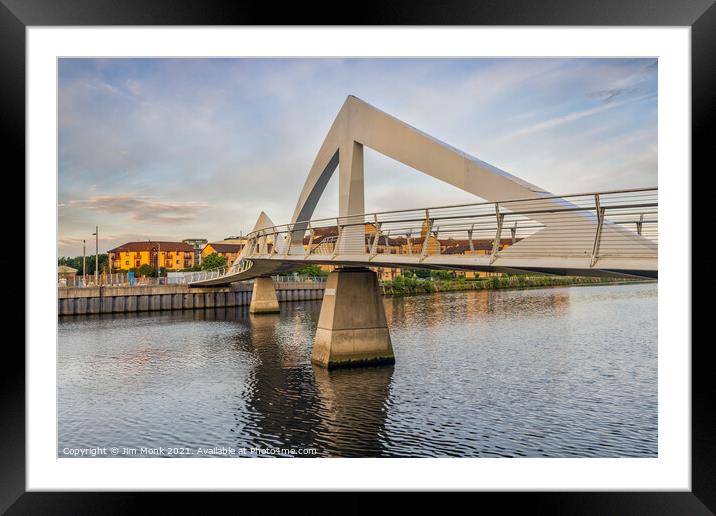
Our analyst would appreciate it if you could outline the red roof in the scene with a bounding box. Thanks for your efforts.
[108,241,194,253]
[206,243,244,253]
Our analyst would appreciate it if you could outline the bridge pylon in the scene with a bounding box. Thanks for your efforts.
[312,266,395,368]
[249,276,280,314]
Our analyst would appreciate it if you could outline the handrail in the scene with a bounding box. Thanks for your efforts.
[236,187,657,270]
[187,187,657,285]
[244,187,658,239]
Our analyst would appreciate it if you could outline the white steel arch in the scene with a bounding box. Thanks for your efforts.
[187,96,656,287]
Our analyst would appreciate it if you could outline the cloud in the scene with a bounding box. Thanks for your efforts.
[67,194,208,223]
[125,78,142,96]
[57,58,657,257]
[58,231,190,257]
[57,235,88,249]
[506,93,654,140]
[588,88,633,102]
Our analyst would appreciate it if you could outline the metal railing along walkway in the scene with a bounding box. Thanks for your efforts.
[188,188,657,286]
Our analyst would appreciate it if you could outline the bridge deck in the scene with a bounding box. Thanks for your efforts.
[186,188,657,287]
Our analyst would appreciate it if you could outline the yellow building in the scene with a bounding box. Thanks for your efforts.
[220,236,249,246]
[108,241,196,272]
[201,242,245,266]
[442,239,514,278]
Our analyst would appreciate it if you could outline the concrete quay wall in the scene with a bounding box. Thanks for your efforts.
[58,282,325,316]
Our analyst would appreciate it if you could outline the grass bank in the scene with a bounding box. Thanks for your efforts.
[381,275,654,297]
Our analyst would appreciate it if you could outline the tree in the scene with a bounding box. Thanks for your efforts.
[137,264,154,277]
[58,253,108,275]
[403,267,432,279]
[433,270,457,280]
[201,252,227,270]
[294,264,328,277]
[58,256,81,273]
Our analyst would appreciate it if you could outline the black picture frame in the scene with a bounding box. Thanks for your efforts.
[3,0,706,512]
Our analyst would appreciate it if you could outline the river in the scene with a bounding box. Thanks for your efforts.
[58,282,657,458]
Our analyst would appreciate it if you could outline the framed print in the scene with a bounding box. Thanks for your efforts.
[3,0,708,512]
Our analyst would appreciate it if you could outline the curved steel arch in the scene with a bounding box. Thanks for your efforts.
[286,95,654,257]
[188,96,656,287]
[290,95,552,226]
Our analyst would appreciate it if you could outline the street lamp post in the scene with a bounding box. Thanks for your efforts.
[82,239,86,286]
[92,226,99,285]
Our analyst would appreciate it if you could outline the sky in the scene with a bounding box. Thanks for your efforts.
[58,58,657,257]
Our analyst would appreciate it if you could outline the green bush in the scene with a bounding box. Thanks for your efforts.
[383,274,645,297]
[138,264,154,277]
[433,270,457,280]
[383,275,437,296]
[295,265,329,277]
[201,252,228,270]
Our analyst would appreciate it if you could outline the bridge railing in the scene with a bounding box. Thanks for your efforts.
[58,272,131,288]
[243,187,657,266]
[58,273,180,288]
[182,259,254,285]
[273,275,328,283]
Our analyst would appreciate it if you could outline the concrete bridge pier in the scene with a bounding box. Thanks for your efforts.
[249,276,280,314]
[312,267,395,368]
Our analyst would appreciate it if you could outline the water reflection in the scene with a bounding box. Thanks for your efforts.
[312,365,393,457]
[58,283,657,458]
[235,306,394,457]
[385,288,570,328]
[240,311,322,455]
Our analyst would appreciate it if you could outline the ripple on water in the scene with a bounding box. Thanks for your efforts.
[58,283,657,457]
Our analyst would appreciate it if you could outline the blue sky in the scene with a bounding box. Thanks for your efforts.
[58,58,657,257]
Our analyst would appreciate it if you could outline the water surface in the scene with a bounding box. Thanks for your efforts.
[58,283,657,457]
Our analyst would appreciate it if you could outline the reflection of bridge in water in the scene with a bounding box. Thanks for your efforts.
[184,96,657,369]
[237,307,394,457]
[227,287,580,456]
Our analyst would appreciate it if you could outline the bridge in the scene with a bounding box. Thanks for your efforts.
[184,95,658,369]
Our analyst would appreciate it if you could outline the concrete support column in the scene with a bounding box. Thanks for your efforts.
[249,276,280,314]
[338,141,365,254]
[312,267,394,368]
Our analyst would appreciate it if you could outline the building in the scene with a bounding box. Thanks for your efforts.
[57,265,78,287]
[442,239,514,278]
[108,241,196,272]
[58,265,77,280]
[295,224,401,281]
[201,241,245,266]
[294,222,515,280]
[182,238,208,265]
[58,264,78,277]
[221,234,249,246]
